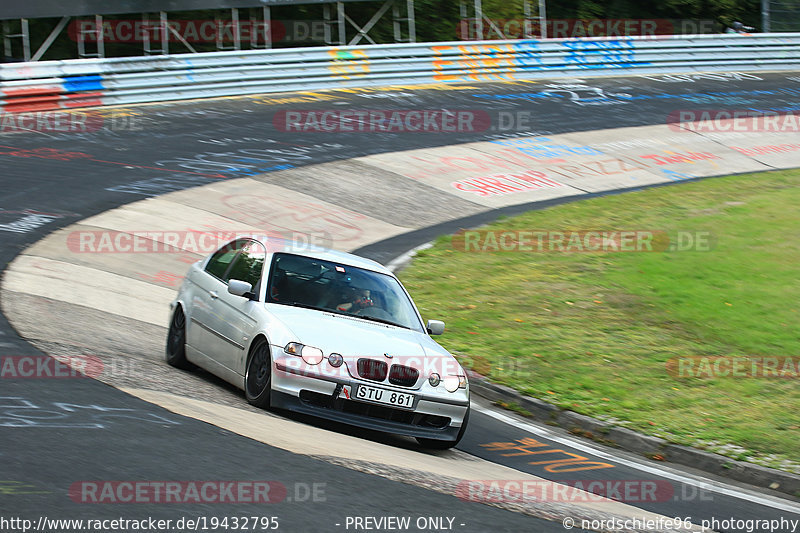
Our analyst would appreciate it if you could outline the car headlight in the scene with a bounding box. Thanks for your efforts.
[447,375,467,392]
[328,353,344,368]
[432,373,466,392]
[443,375,461,393]
[284,342,324,365]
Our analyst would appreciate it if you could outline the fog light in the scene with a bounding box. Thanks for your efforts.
[328,353,343,367]
[429,373,441,387]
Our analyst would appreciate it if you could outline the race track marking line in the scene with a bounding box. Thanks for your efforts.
[473,404,800,514]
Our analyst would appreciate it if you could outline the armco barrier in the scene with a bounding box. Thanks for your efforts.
[2,34,800,112]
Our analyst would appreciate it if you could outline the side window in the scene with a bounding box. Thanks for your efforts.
[226,240,267,289]
[205,239,247,280]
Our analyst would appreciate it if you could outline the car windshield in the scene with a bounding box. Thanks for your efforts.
[266,253,424,332]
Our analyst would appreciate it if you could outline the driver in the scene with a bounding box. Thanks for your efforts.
[337,289,373,313]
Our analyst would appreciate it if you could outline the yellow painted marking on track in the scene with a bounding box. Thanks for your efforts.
[257,81,516,105]
[545,462,617,473]
[258,94,339,105]
[483,437,549,455]
[525,449,595,464]
[92,108,142,117]
[56,76,540,113]
[481,438,615,473]
[0,481,51,495]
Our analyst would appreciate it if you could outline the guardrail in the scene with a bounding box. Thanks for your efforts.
[2,33,800,112]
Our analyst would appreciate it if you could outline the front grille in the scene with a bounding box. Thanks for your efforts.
[298,390,450,428]
[342,399,415,424]
[357,358,387,381]
[388,364,419,387]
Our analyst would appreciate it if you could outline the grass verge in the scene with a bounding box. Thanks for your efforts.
[400,169,800,473]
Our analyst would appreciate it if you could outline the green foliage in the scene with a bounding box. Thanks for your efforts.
[3,0,764,61]
[400,169,800,471]
[412,0,463,42]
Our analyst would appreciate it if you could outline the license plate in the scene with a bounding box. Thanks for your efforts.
[354,384,415,409]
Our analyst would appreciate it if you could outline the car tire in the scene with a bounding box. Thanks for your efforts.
[245,337,272,408]
[416,408,469,450]
[166,307,194,370]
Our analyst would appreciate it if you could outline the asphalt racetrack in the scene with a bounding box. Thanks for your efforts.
[1,71,800,532]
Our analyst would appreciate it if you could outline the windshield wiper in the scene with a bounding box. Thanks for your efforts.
[351,314,409,330]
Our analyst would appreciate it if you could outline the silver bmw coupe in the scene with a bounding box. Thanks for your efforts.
[166,237,470,448]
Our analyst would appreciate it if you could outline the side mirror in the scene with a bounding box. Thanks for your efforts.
[228,279,254,298]
[426,320,445,336]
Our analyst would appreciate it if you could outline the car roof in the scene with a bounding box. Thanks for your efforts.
[246,236,392,276]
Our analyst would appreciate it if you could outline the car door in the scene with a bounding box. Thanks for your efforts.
[187,239,246,364]
[211,239,267,374]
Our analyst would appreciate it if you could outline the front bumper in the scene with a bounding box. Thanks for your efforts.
[271,350,469,441]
